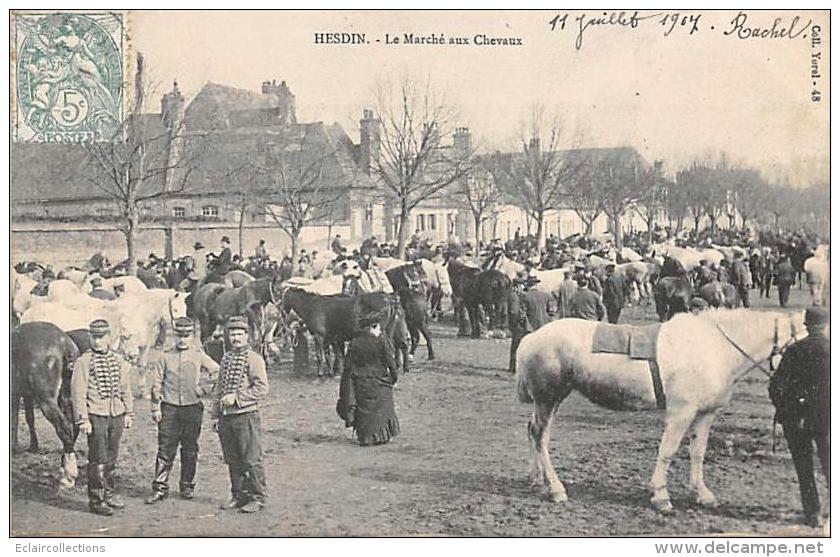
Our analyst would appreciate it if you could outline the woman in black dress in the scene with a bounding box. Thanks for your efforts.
[337,317,400,446]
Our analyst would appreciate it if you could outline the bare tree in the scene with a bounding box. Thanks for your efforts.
[591,150,652,253]
[507,106,584,248]
[460,156,502,245]
[563,159,602,236]
[632,161,666,243]
[83,53,201,274]
[371,76,472,257]
[257,126,348,257]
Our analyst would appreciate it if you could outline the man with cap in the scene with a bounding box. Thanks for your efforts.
[211,315,269,513]
[774,254,796,308]
[769,307,830,527]
[254,239,267,261]
[730,252,752,308]
[145,317,220,504]
[601,263,628,324]
[217,236,233,274]
[569,274,606,321]
[191,241,208,284]
[688,297,709,314]
[70,319,134,516]
[507,273,554,373]
[89,277,116,301]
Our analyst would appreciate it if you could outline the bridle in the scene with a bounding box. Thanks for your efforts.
[715,317,800,379]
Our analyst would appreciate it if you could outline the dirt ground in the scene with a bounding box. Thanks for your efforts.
[10,286,828,537]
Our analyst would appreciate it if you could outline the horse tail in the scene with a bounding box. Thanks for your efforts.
[516,370,534,404]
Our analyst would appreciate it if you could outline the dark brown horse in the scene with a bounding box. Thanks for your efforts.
[654,276,693,321]
[12,321,81,488]
[698,281,738,309]
[385,265,434,361]
[187,276,282,352]
[447,260,511,337]
[282,289,398,377]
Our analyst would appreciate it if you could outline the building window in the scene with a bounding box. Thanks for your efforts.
[172,206,186,218]
[96,208,113,217]
[202,205,219,218]
[429,214,437,230]
[365,203,374,221]
[417,214,425,232]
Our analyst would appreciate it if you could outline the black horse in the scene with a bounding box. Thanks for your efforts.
[12,322,82,488]
[447,260,510,338]
[385,264,435,361]
[282,289,402,377]
[654,276,693,321]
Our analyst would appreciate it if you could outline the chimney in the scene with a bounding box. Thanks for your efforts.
[161,81,186,189]
[360,108,381,176]
[261,79,297,124]
[453,127,472,156]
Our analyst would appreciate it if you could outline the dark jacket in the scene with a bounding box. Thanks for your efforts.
[508,289,554,333]
[217,247,233,273]
[769,334,830,428]
[570,288,606,321]
[775,260,796,285]
[602,273,627,309]
[556,278,578,319]
[337,333,398,429]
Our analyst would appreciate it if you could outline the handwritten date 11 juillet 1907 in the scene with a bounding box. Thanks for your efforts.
[549,11,814,51]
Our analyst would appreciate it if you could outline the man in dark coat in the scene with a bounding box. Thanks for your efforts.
[569,275,606,321]
[769,307,830,527]
[601,264,628,324]
[507,275,554,373]
[88,277,116,301]
[555,267,578,319]
[775,255,797,308]
[217,236,233,274]
[730,253,752,308]
[337,316,400,446]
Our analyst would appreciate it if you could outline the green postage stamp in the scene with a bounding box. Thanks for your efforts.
[12,12,124,142]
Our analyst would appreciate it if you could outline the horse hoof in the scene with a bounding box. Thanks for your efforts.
[696,494,719,508]
[652,498,674,514]
[547,490,568,503]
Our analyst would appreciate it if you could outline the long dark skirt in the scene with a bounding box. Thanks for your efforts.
[352,376,400,446]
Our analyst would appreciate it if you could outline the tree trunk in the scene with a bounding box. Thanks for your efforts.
[694,214,701,232]
[289,230,300,261]
[473,214,482,245]
[535,210,545,249]
[611,212,623,253]
[646,218,654,245]
[125,213,139,275]
[238,205,246,257]
[396,204,410,259]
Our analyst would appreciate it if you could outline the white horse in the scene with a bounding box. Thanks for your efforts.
[515,309,803,512]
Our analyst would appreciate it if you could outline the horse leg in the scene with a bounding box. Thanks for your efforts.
[24,394,39,453]
[650,405,697,513]
[11,392,21,453]
[420,321,434,360]
[332,339,345,377]
[688,410,719,507]
[313,335,325,377]
[37,398,79,488]
[528,393,571,502]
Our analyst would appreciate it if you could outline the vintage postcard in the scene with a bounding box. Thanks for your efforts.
[8,9,830,540]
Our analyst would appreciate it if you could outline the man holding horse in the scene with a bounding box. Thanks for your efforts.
[769,307,830,527]
[145,317,220,504]
[211,315,269,513]
[70,319,135,516]
[507,274,553,373]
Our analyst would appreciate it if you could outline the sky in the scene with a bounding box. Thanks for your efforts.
[128,10,829,186]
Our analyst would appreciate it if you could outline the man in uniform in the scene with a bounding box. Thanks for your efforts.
[70,319,134,516]
[211,316,269,513]
[507,274,554,373]
[89,277,116,301]
[145,317,220,504]
[602,264,628,324]
[731,252,752,308]
[769,307,830,527]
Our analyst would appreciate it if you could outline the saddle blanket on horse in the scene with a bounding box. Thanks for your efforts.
[592,323,661,360]
[592,323,665,409]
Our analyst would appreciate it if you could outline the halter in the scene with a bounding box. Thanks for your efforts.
[715,317,796,380]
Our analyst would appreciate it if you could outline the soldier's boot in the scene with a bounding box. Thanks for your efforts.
[103,461,124,509]
[88,463,113,516]
[179,450,198,500]
[219,465,245,510]
[145,456,171,504]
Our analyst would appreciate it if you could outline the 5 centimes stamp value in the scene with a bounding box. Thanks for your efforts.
[13,12,124,143]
